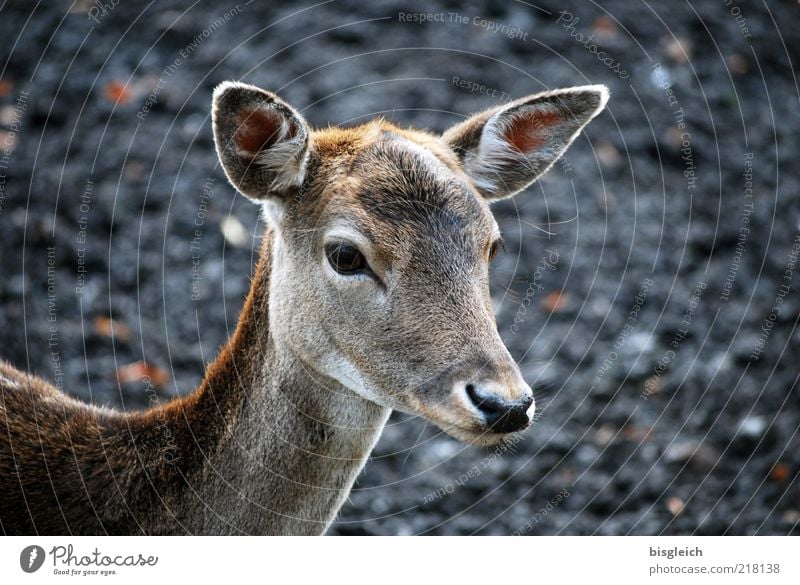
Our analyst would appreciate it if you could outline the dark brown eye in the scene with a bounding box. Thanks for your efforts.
[488,239,504,262]
[326,242,367,275]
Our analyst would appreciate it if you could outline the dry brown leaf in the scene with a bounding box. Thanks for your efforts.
[623,425,653,442]
[727,54,748,75]
[541,291,569,313]
[770,462,790,483]
[94,316,130,342]
[117,361,169,387]
[104,80,133,105]
[592,16,618,38]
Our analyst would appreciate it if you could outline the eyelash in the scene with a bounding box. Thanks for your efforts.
[325,242,370,276]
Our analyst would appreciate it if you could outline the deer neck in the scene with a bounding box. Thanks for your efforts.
[175,227,390,535]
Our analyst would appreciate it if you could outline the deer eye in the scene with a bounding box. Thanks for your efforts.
[326,242,368,275]
[488,238,504,262]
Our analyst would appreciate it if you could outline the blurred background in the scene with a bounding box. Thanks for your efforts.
[0,0,798,535]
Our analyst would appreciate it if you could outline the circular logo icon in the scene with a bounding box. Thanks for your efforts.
[20,545,46,573]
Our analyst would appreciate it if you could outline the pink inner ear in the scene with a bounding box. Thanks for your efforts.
[502,109,562,153]
[234,107,292,156]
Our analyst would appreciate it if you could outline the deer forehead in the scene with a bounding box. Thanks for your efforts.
[305,124,499,259]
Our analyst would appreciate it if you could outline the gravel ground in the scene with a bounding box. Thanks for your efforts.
[0,0,798,535]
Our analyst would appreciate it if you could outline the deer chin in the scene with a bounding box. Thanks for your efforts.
[439,423,524,446]
[408,400,531,446]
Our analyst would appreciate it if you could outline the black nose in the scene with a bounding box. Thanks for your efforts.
[466,383,533,433]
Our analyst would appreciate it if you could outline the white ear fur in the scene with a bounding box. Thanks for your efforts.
[212,81,310,203]
[444,85,609,199]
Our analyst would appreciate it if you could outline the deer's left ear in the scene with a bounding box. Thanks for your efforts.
[443,85,608,200]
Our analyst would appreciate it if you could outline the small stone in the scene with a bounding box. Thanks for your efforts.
[738,415,768,440]
[664,442,695,463]
[0,130,17,153]
[123,160,144,181]
[575,444,600,465]
[220,216,250,248]
[650,65,673,89]
[665,126,683,147]
[782,510,800,525]
[428,440,460,460]
[727,53,748,75]
[666,496,685,516]
[627,332,655,354]
[594,424,616,446]
[664,441,719,472]
[0,105,18,126]
[642,375,662,397]
[596,140,622,169]
[664,37,692,63]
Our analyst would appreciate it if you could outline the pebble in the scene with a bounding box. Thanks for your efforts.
[737,416,768,440]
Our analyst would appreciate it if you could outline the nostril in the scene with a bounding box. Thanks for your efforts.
[466,383,503,414]
[464,382,533,433]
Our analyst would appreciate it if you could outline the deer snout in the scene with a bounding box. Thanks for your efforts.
[458,376,535,434]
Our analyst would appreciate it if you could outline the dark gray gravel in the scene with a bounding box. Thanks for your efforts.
[0,0,798,535]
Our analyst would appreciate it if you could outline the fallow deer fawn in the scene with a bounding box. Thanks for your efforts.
[0,81,607,535]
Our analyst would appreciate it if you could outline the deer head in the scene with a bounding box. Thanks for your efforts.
[212,81,608,445]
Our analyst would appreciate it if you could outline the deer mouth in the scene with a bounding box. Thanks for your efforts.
[439,420,529,446]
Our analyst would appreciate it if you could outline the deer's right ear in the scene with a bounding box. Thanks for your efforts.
[443,85,608,200]
[212,81,310,202]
